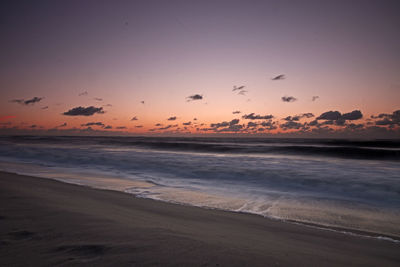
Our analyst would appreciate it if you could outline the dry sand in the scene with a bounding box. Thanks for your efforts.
[0,171,399,266]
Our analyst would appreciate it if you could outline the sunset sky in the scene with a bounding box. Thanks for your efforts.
[1,0,399,137]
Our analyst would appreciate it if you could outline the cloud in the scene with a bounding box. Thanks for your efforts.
[247,122,258,128]
[341,110,363,120]
[238,90,247,95]
[272,74,285,80]
[103,104,113,107]
[81,122,105,127]
[94,97,103,101]
[281,96,297,102]
[312,96,319,101]
[57,122,67,128]
[317,110,363,121]
[216,124,243,132]
[41,106,49,110]
[63,106,105,116]
[242,113,273,120]
[373,110,400,126]
[233,85,245,91]
[11,97,43,105]
[283,113,314,121]
[167,116,177,121]
[193,118,197,121]
[210,119,239,128]
[141,101,145,104]
[135,125,143,128]
[131,116,138,121]
[116,126,127,129]
[317,111,341,120]
[159,124,178,130]
[280,121,304,130]
[183,121,191,125]
[79,91,88,96]
[260,120,277,130]
[186,94,203,101]
[232,111,241,114]
[104,125,112,129]
[155,123,163,126]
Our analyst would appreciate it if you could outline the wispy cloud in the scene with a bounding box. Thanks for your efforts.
[272,74,285,80]
[81,122,105,127]
[10,97,44,105]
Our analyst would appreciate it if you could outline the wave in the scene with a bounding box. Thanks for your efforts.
[1,136,399,160]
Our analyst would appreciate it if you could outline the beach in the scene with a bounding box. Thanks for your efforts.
[1,171,399,266]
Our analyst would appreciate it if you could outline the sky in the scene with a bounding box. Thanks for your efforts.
[0,0,399,138]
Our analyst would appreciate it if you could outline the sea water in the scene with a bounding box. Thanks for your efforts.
[0,136,399,238]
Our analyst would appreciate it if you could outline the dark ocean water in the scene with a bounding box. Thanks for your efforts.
[0,136,399,238]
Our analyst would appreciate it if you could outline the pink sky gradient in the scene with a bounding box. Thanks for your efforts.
[1,1,399,137]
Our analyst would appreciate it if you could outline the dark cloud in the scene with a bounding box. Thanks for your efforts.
[141,101,145,104]
[247,122,258,128]
[11,97,43,105]
[25,97,43,105]
[272,74,285,80]
[317,111,341,120]
[242,113,273,120]
[186,94,203,101]
[183,121,191,125]
[155,123,163,126]
[210,119,239,128]
[131,116,138,121]
[346,123,364,130]
[193,118,197,121]
[135,125,143,128]
[232,111,241,114]
[104,125,112,129]
[341,110,363,120]
[81,122,105,127]
[317,110,363,123]
[116,126,127,129]
[57,122,67,128]
[238,90,247,95]
[63,106,105,116]
[280,121,304,130]
[281,96,297,102]
[283,113,314,121]
[312,96,319,101]
[41,106,49,110]
[30,124,37,128]
[167,116,177,121]
[78,91,88,96]
[373,110,400,126]
[217,124,243,132]
[103,104,113,107]
[260,120,277,130]
[94,98,103,101]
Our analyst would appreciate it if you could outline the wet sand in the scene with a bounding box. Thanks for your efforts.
[0,171,399,266]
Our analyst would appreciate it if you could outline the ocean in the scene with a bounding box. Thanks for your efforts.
[0,136,399,239]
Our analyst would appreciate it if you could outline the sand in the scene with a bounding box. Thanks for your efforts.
[0,171,399,266]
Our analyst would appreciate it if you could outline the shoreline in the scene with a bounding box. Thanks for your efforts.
[2,163,399,242]
[1,171,399,266]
